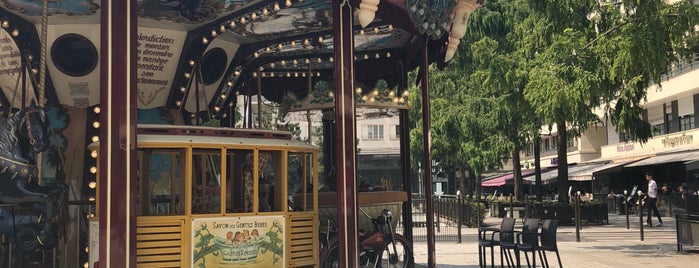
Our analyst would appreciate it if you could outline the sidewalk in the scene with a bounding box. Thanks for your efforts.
[413,213,699,267]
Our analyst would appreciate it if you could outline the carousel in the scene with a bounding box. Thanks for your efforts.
[0,0,484,267]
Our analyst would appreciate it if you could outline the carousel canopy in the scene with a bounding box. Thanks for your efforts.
[0,0,483,117]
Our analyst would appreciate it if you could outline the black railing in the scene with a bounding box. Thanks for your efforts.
[408,194,485,242]
[662,53,699,81]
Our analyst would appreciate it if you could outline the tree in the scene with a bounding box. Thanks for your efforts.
[521,0,699,202]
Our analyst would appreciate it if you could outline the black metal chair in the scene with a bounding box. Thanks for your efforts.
[538,219,562,268]
[479,217,516,268]
[500,218,540,268]
[515,218,543,268]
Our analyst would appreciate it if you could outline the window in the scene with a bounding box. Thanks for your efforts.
[367,125,384,140]
[137,149,186,216]
[543,138,551,151]
[288,152,315,211]
[258,151,282,212]
[192,149,222,214]
[652,123,666,136]
[680,115,694,131]
[566,135,575,149]
[392,125,400,139]
[619,132,629,143]
[225,149,254,213]
[552,136,559,150]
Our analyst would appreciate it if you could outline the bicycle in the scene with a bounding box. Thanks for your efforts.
[319,208,413,268]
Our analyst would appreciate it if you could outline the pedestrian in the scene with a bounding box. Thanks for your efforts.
[645,171,663,227]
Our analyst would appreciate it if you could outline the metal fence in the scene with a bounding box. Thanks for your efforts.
[403,194,484,242]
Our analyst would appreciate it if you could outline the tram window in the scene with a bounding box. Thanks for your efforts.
[192,149,222,214]
[288,152,314,211]
[137,149,185,216]
[259,151,282,212]
[225,149,254,213]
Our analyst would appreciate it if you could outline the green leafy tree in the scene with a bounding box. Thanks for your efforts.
[520,0,699,202]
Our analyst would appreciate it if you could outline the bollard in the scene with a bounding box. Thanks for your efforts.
[575,192,581,242]
[624,190,630,229]
[509,194,514,218]
[638,191,644,241]
[436,197,441,233]
[457,196,463,243]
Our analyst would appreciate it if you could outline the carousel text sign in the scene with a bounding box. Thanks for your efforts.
[136,27,185,108]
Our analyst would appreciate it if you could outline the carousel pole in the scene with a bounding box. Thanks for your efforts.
[257,70,262,129]
[307,65,312,143]
[332,0,359,266]
[420,37,436,268]
[99,0,138,267]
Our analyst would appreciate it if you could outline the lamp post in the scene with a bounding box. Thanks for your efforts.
[638,190,644,241]
[575,191,581,242]
[624,190,629,229]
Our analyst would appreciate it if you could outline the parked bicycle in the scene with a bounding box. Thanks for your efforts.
[319,208,413,268]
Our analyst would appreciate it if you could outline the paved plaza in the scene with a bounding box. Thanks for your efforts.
[413,213,699,267]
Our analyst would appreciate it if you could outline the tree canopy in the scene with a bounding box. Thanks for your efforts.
[410,0,699,201]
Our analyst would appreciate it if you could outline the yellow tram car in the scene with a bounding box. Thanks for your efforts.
[90,124,320,268]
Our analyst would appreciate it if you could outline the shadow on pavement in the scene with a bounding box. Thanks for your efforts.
[577,242,677,257]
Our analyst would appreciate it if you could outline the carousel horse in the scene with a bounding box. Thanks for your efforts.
[0,105,66,253]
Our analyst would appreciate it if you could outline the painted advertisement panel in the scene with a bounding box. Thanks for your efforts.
[192,215,285,268]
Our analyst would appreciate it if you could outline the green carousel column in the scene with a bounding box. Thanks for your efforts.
[99,0,138,267]
[332,0,358,267]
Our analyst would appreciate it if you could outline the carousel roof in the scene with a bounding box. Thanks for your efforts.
[0,0,482,117]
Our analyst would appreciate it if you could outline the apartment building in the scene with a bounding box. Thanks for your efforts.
[514,55,699,194]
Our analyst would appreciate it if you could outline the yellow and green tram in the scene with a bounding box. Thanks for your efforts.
[91,124,320,267]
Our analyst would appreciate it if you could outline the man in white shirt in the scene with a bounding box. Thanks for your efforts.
[645,172,663,227]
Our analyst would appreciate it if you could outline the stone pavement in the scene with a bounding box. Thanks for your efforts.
[413,213,699,267]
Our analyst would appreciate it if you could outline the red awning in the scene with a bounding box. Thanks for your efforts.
[482,170,536,187]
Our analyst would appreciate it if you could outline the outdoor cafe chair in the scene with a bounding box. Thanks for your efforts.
[498,217,540,267]
[514,218,543,268]
[538,219,563,268]
[479,217,516,268]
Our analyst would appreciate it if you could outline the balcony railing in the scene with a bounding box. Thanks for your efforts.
[662,53,699,81]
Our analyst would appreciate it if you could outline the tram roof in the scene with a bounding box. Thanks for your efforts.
[89,124,319,151]
[0,0,483,116]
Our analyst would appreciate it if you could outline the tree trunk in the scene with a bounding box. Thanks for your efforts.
[457,163,466,196]
[512,149,523,201]
[534,136,543,202]
[557,120,569,203]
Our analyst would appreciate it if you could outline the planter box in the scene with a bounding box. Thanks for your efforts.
[531,202,608,225]
[580,203,609,224]
[533,204,573,225]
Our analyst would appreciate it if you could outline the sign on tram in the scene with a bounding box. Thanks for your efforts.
[191,215,286,268]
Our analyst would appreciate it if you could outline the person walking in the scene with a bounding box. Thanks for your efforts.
[645,171,663,227]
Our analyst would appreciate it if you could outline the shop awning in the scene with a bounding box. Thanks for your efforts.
[482,170,535,187]
[625,150,699,167]
[525,163,607,184]
[569,160,638,181]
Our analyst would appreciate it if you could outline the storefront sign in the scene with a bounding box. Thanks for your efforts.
[616,143,635,152]
[662,133,693,148]
[192,215,285,268]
